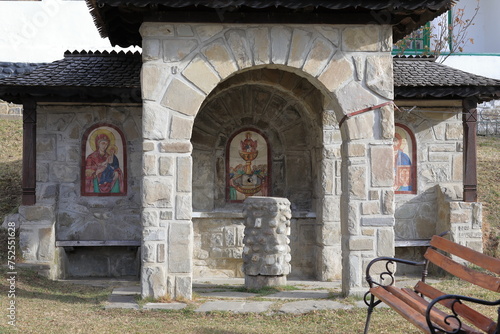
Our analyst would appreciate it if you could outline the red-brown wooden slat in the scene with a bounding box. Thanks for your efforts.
[415,282,498,334]
[425,248,500,292]
[370,286,430,332]
[430,236,500,275]
[401,288,481,334]
[385,286,466,333]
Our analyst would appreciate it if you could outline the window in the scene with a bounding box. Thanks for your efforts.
[393,23,431,55]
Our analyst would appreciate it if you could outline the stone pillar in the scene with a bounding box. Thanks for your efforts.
[242,197,291,290]
[340,106,395,297]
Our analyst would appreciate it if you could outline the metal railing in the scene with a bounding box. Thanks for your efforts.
[477,102,500,136]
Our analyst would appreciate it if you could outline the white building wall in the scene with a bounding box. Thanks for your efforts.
[438,0,500,79]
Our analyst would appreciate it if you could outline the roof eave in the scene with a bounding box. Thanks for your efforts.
[84,0,455,47]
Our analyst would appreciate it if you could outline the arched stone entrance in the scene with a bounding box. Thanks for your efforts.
[140,23,395,299]
[191,68,329,279]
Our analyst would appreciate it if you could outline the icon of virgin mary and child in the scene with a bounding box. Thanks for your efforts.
[84,131,124,194]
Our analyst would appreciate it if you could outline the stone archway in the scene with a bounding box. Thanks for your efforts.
[139,22,395,299]
[191,68,327,279]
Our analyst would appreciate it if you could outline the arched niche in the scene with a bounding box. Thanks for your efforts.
[191,68,323,212]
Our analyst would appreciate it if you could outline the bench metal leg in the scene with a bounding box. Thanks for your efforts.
[363,291,379,334]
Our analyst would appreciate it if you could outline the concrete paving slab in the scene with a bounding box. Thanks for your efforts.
[195,301,273,313]
[265,290,331,299]
[143,302,187,310]
[112,286,141,295]
[105,302,140,310]
[196,291,258,299]
[279,300,353,314]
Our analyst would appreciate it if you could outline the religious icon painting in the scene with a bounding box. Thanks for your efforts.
[394,124,417,194]
[81,123,127,196]
[226,128,271,202]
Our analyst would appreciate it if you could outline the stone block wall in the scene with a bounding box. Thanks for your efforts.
[394,108,465,241]
[437,186,482,252]
[140,22,395,298]
[18,104,142,277]
[193,213,318,279]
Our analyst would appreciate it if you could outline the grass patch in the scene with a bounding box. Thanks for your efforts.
[0,119,22,219]
[1,268,498,333]
[477,136,500,257]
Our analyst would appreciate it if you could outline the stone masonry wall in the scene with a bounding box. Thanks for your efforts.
[140,22,395,298]
[18,104,142,277]
[394,108,464,241]
[193,213,317,279]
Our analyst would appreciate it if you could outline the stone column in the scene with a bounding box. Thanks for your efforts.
[242,197,291,290]
[340,105,395,297]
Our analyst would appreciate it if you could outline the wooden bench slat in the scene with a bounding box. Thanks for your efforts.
[430,236,500,275]
[366,236,499,334]
[415,282,498,334]
[385,286,469,333]
[401,288,482,334]
[370,286,431,332]
[425,248,500,293]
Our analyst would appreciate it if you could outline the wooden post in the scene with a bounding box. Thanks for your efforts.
[22,99,36,205]
[462,98,478,203]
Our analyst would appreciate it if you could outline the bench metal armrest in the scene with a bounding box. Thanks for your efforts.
[425,295,500,334]
[365,256,426,288]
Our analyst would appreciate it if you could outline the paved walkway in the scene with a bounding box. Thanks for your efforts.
[63,276,434,314]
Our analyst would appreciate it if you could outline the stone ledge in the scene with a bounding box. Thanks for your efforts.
[192,211,317,219]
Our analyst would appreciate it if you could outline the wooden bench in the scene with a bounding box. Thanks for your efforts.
[364,234,500,334]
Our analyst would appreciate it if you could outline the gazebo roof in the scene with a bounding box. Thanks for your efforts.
[85,0,456,47]
[0,51,141,103]
[393,57,500,101]
[0,51,499,104]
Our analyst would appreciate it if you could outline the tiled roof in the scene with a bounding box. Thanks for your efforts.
[0,62,45,79]
[0,51,141,103]
[1,51,499,102]
[0,51,140,88]
[394,58,500,100]
[85,0,454,47]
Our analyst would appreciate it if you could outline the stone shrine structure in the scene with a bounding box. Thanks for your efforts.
[0,0,499,300]
[242,197,291,289]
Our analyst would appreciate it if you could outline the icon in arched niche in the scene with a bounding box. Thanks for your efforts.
[81,123,127,196]
[226,129,271,202]
[394,124,416,193]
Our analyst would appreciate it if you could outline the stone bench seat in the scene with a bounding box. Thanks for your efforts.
[394,239,431,247]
